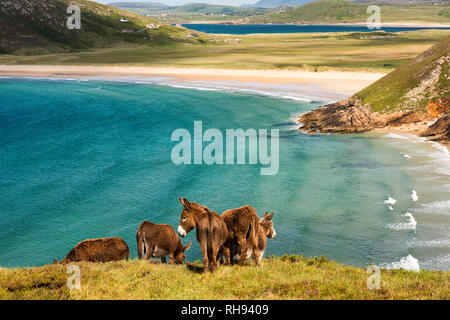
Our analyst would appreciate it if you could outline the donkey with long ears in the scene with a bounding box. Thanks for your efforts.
[177,197,228,273]
[221,205,261,266]
[136,220,192,264]
[224,211,276,265]
[242,211,276,262]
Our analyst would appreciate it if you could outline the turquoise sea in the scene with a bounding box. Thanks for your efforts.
[180,24,450,35]
[0,78,449,270]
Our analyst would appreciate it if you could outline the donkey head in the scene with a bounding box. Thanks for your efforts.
[260,212,276,239]
[178,197,209,237]
[172,241,192,264]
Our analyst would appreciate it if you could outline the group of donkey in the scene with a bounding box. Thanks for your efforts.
[53,198,276,272]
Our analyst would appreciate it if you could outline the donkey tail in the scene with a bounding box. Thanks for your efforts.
[136,223,143,260]
[125,246,130,261]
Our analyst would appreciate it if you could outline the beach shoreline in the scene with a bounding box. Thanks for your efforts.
[373,126,450,153]
[0,65,384,99]
[2,64,447,152]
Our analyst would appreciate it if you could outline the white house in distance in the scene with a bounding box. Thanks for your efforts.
[119,18,128,23]
[146,23,160,29]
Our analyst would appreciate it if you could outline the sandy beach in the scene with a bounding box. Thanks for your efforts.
[0,65,384,98]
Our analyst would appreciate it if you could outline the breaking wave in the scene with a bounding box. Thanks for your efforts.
[380,254,420,272]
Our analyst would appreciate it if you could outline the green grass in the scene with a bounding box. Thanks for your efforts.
[0,255,448,300]
[356,34,450,112]
[1,30,448,73]
[0,0,201,55]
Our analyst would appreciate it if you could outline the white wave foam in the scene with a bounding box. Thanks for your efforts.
[403,154,412,159]
[384,197,397,205]
[388,206,394,211]
[381,254,420,272]
[413,238,450,248]
[420,254,450,271]
[430,141,450,157]
[4,75,327,104]
[411,190,418,202]
[383,133,427,143]
[412,200,450,215]
[387,212,417,231]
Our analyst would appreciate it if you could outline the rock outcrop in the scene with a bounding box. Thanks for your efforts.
[299,35,449,146]
[420,115,450,144]
[299,97,433,134]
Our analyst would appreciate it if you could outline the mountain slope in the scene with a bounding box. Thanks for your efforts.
[248,0,315,8]
[251,0,368,22]
[107,2,170,9]
[0,0,191,54]
[357,35,449,112]
[299,35,450,144]
[172,3,268,15]
[250,0,450,24]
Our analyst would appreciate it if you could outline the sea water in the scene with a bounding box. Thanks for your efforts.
[180,24,450,35]
[0,78,448,270]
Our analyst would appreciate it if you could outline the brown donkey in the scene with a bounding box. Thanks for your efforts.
[177,197,228,272]
[237,212,276,263]
[53,237,129,264]
[221,205,260,266]
[136,220,192,264]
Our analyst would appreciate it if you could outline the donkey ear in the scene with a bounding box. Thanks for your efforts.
[268,212,274,219]
[179,197,190,209]
[263,212,268,217]
[184,241,192,252]
[183,198,191,210]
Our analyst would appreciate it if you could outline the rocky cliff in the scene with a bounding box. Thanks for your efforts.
[299,35,450,145]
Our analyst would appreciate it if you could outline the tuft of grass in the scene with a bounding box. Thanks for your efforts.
[0,256,448,300]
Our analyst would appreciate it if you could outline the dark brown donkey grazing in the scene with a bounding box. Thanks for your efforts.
[177,197,228,272]
[53,237,129,264]
[221,205,261,266]
[136,220,192,264]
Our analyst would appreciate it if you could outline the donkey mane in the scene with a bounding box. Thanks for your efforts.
[188,201,210,214]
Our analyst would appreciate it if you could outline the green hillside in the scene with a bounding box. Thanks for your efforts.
[173,3,268,15]
[356,35,450,112]
[250,0,450,24]
[1,256,449,299]
[0,0,198,54]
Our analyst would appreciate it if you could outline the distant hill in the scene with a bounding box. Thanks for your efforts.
[172,3,269,15]
[246,0,315,8]
[108,2,170,9]
[250,0,450,24]
[0,0,192,54]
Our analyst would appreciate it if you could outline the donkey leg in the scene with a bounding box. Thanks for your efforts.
[199,239,209,273]
[237,235,247,265]
[223,245,231,265]
[209,243,220,272]
[144,238,156,261]
[161,256,166,264]
[251,236,260,266]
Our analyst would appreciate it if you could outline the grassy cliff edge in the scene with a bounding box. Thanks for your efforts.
[0,255,448,300]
